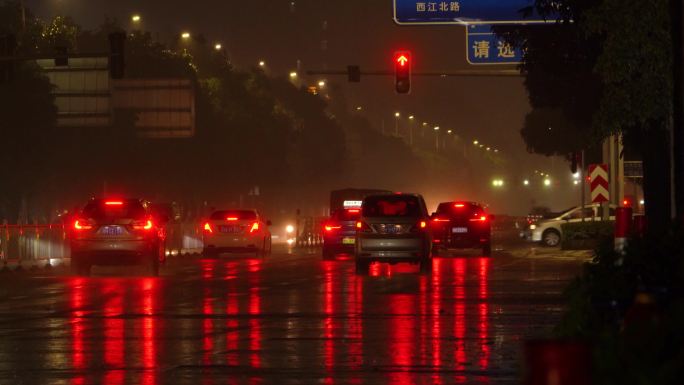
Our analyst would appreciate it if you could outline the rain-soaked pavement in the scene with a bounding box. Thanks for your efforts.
[0,245,587,385]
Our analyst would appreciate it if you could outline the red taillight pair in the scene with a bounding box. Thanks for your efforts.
[204,222,259,233]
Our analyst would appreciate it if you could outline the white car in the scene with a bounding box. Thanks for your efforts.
[526,204,616,247]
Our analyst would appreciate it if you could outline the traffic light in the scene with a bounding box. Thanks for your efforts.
[394,50,411,94]
[108,32,126,79]
[347,65,361,82]
[0,34,16,84]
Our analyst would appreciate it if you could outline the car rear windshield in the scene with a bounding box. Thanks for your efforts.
[82,199,147,220]
[436,202,485,218]
[363,195,422,217]
[332,208,361,221]
[210,210,257,220]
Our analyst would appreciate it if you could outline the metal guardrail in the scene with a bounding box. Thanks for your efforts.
[0,224,69,267]
[0,222,206,269]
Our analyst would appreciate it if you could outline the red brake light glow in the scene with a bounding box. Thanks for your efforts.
[74,219,92,230]
[347,209,360,214]
[227,217,238,221]
[203,222,213,233]
[433,217,450,222]
[420,221,427,229]
[455,203,465,208]
[469,215,488,222]
[104,201,123,206]
[325,224,342,232]
[249,222,260,233]
[132,219,154,230]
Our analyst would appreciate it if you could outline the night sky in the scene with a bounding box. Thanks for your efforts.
[25,0,574,212]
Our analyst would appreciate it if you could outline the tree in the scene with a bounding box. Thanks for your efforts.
[499,0,674,231]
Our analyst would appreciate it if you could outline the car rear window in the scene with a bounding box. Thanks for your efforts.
[210,210,257,220]
[82,199,147,220]
[436,202,485,218]
[363,195,422,217]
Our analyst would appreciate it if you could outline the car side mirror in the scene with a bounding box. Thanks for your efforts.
[266,220,272,226]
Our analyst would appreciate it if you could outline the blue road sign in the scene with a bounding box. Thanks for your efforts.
[466,25,522,65]
[394,0,551,25]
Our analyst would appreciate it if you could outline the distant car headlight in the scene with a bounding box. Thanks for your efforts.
[529,224,537,230]
[286,224,295,234]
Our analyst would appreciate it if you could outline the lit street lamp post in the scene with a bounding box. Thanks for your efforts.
[408,115,415,145]
[394,112,400,137]
[434,126,440,152]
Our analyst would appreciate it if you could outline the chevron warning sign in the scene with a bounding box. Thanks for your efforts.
[589,164,609,203]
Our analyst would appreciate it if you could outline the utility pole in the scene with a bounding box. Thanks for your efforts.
[20,0,25,31]
[581,150,586,222]
[671,0,684,221]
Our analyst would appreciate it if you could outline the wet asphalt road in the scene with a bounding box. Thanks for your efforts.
[0,244,586,385]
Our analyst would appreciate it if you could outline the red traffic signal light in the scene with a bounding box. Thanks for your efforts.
[394,50,411,94]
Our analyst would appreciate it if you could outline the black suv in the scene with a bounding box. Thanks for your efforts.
[431,201,492,256]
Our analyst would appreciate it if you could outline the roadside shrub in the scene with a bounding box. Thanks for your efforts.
[561,221,614,250]
[555,227,684,385]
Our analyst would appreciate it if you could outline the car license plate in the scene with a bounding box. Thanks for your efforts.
[452,227,468,234]
[219,225,239,233]
[101,226,124,236]
[342,237,355,245]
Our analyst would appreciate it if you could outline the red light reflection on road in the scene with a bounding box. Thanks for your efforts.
[141,278,157,385]
[389,294,415,385]
[103,280,124,385]
[248,259,262,370]
[69,278,87,385]
[349,270,364,384]
[431,258,442,373]
[478,258,491,373]
[225,262,239,366]
[454,258,466,383]
[323,262,335,376]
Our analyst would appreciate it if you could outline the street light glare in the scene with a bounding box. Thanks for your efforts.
[214,43,222,50]
[258,60,266,67]
[473,140,479,145]
[131,14,141,22]
[523,179,530,186]
[434,126,440,131]
[394,112,400,117]
[356,106,363,111]
[447,130,452,134]
[409,115,414,120]
[181,32,191,39]
[544,179,552,187]
[289,71,298,78]
[318,80,326,87]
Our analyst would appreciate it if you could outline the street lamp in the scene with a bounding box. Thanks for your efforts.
[434,126,440,131]
[258,60,266,67]
[289,71,298,78]
[408,115,414,120]
[394,112,401,136]
[544,178,552,187]
[131,14,141,23]
[447,129,452,134]
[356,106,363,111]
[523,179,530,186]
[394,112,400,117]
[181,32,191,40]
[214,43,222,51]
[318,80,326,87]
[473,140,479,145]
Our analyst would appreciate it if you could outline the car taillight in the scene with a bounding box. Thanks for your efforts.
[104,200,124,206]
[420,221,427,229]
[249,222,260,233]
[74,219,93,230]
[469,215,488,222]
[203,222,213,233]
[356,221,372,233]
[324,223,342,232]
[412,220,428,232]
[432,217,450,223]
[132,219,154,231]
